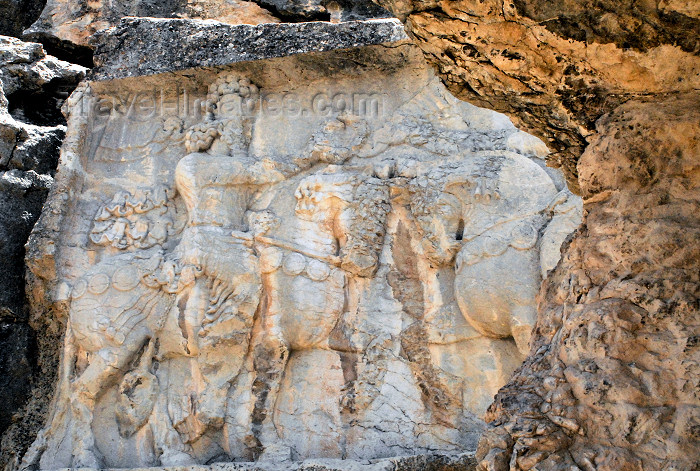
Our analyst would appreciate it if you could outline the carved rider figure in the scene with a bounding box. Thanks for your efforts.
[21,74,284,469]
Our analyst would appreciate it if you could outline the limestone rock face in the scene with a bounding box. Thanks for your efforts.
[373,0,700,192]
[14,19,578,470]
[478,92,700,471]
[367,1,700,470]
[0,35,85,444]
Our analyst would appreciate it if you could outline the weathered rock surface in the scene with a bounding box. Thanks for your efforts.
[249,0,391,22]
[367,1,700,470]
[90,17,408,80]
[9,18,579,471]
[0,35,85,313]
[5,0,693,469]
[478,92,700,471]
[374,0,700,192]
[0,0,45,38]
[0,34,85,454]
[22,0,393,60]
[23,0,280,63]
[16,452,477,470]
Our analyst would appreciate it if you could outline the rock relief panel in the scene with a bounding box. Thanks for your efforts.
[21,67,581,469]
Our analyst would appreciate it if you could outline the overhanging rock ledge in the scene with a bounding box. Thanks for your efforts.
[91,18,409,81]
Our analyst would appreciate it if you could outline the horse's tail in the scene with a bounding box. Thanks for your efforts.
[18,318,78,471]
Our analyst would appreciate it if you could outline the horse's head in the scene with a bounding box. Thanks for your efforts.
[443,154,558,243]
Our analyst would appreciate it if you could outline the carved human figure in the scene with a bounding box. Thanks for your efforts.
[411,153,558,355]
[150,74,285,463]
[21,74,286,469]
[250,166,387,457]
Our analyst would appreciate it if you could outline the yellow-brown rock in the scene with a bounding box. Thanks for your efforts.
[478,92,700,471]
[372,1,700,469]
[374,0,700,192]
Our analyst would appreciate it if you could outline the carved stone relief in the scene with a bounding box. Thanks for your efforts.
[21,40,581,469]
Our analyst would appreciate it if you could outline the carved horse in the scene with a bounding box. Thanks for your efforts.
[19,245,197,469]
[22,73,273,469]
[22,168,267,469]
[411,153,558,355]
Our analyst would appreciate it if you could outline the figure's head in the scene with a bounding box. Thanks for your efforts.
[248,210,279,235]
[184,74,260,155]
[295,114,369,171]
[294,168,355,224]
[206,74,260,119]
[293,167,390,278]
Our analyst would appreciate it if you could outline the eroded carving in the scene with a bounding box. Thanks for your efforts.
[249,167,389,459]
[406,154,558,354]
[22,62,581,469]
[89,185,176,250]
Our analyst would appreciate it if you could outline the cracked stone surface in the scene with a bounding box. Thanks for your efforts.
[368,1,700,470]
[9,18,579,471]
[373,0,700,193]
[0,34,85,454]
[22,0,393,58]
[23,0,280,60]
[25,452,477,470]
[90,17,408,80]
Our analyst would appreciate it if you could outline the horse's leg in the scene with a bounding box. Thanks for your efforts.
[508,249,541,356]
[70,344,137,467]
[151,371,197,466]
[148,288,198,466]
[20,321,79,470]
[511,303,537,357]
